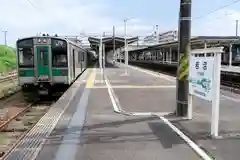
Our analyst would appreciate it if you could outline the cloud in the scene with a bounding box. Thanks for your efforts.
[0,0,155,46]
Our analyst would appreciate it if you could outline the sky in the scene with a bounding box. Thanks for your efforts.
[1,0,240,46]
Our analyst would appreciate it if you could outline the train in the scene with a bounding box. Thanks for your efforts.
[16,34,95,101]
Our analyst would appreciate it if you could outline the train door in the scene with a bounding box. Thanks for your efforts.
[80,51,83,72]
[73,49,75,78]
[81,52,85,70]
[36,46,50,81]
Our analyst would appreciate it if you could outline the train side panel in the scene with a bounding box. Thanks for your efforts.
[67,42,88,84]
[51,38,69,85]
[16,36,90,99]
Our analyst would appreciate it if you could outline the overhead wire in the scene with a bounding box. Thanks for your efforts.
[193,0,240,21]
[165,0,240,32]
[24,0,240,43]
[25,0,39,9]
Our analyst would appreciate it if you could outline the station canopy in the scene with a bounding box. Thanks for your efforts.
[88,36,139,53]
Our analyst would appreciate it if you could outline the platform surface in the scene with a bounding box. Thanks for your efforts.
[36,63,202,160]
[4,62,240,160]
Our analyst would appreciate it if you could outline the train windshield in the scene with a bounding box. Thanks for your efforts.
[51,38,68,67]
[17,38,34,68]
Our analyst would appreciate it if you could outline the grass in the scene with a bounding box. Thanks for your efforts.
[0,45,17,74]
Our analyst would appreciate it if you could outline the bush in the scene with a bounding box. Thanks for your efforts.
[0,45,17,73]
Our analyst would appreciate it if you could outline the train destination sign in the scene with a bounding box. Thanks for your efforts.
[51,39,67,48]
[189,55,214,101]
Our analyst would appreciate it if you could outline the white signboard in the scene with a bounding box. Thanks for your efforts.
[189,55,215,101]
[188,47,222,138]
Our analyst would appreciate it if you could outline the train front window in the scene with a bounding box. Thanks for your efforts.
[51,39,68,67]
[17,38,34,68]
[18,48,34,67]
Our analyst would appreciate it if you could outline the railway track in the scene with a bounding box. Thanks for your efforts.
[0,94,56,158]
[221,81,240,93]
[0,75,17,83]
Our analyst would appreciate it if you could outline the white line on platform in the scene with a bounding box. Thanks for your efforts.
[130,112,153,116]
[221,94,240,102]
[106,74,212,159]
[152,112,174,117]
[159,116,213,160]
[106,71,211,159]
[130,112,172,116]
[105,76,122,113]
[105,73,172,116]
[92,85,176,89]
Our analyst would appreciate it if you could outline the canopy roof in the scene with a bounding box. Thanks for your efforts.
[88,36,139,53]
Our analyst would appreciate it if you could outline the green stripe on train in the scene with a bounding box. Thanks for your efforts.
[20,69,35,77]
[19,69,68,77]
[52,69,68,76]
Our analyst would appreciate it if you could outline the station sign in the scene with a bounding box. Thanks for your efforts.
[188,47,223,137]
[189,55,214,101]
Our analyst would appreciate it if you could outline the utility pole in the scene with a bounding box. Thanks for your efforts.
[236,20,238,36]
[113,26,116,63]
[124,18,129,75]
[99,34,103,83]
[156,25,159,44]
[103,43,105,69]
[2,30,7,46]
[176,0,192,117]
[99,35,103,69]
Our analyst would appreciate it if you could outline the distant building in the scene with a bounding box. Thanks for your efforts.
[143,34,156,43]
[158,30,178,43]
[143,30,178,44]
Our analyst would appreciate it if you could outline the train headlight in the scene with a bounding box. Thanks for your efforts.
[43,39,46,43]
[38,39,41,43]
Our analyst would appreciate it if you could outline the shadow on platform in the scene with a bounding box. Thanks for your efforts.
[38,116,188,149]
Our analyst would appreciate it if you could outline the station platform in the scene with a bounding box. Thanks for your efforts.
[129,60,240,75]
[3,62,240,160]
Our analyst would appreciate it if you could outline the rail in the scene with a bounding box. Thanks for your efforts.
[221,81,240,93]
[0,73,17,83]
[0,103,32,131]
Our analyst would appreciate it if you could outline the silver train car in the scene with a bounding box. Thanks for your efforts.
[16,34,91,100]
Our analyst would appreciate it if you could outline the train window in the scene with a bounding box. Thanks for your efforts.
[82,52,84,61]
[17,38,33,47]
[18,48,34,68]
[78,51,81,62]
[17,38,34,68]
[52,53,67,67]
[232,44,240,59]
[40,48,48,65]
[51,38,68,67]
